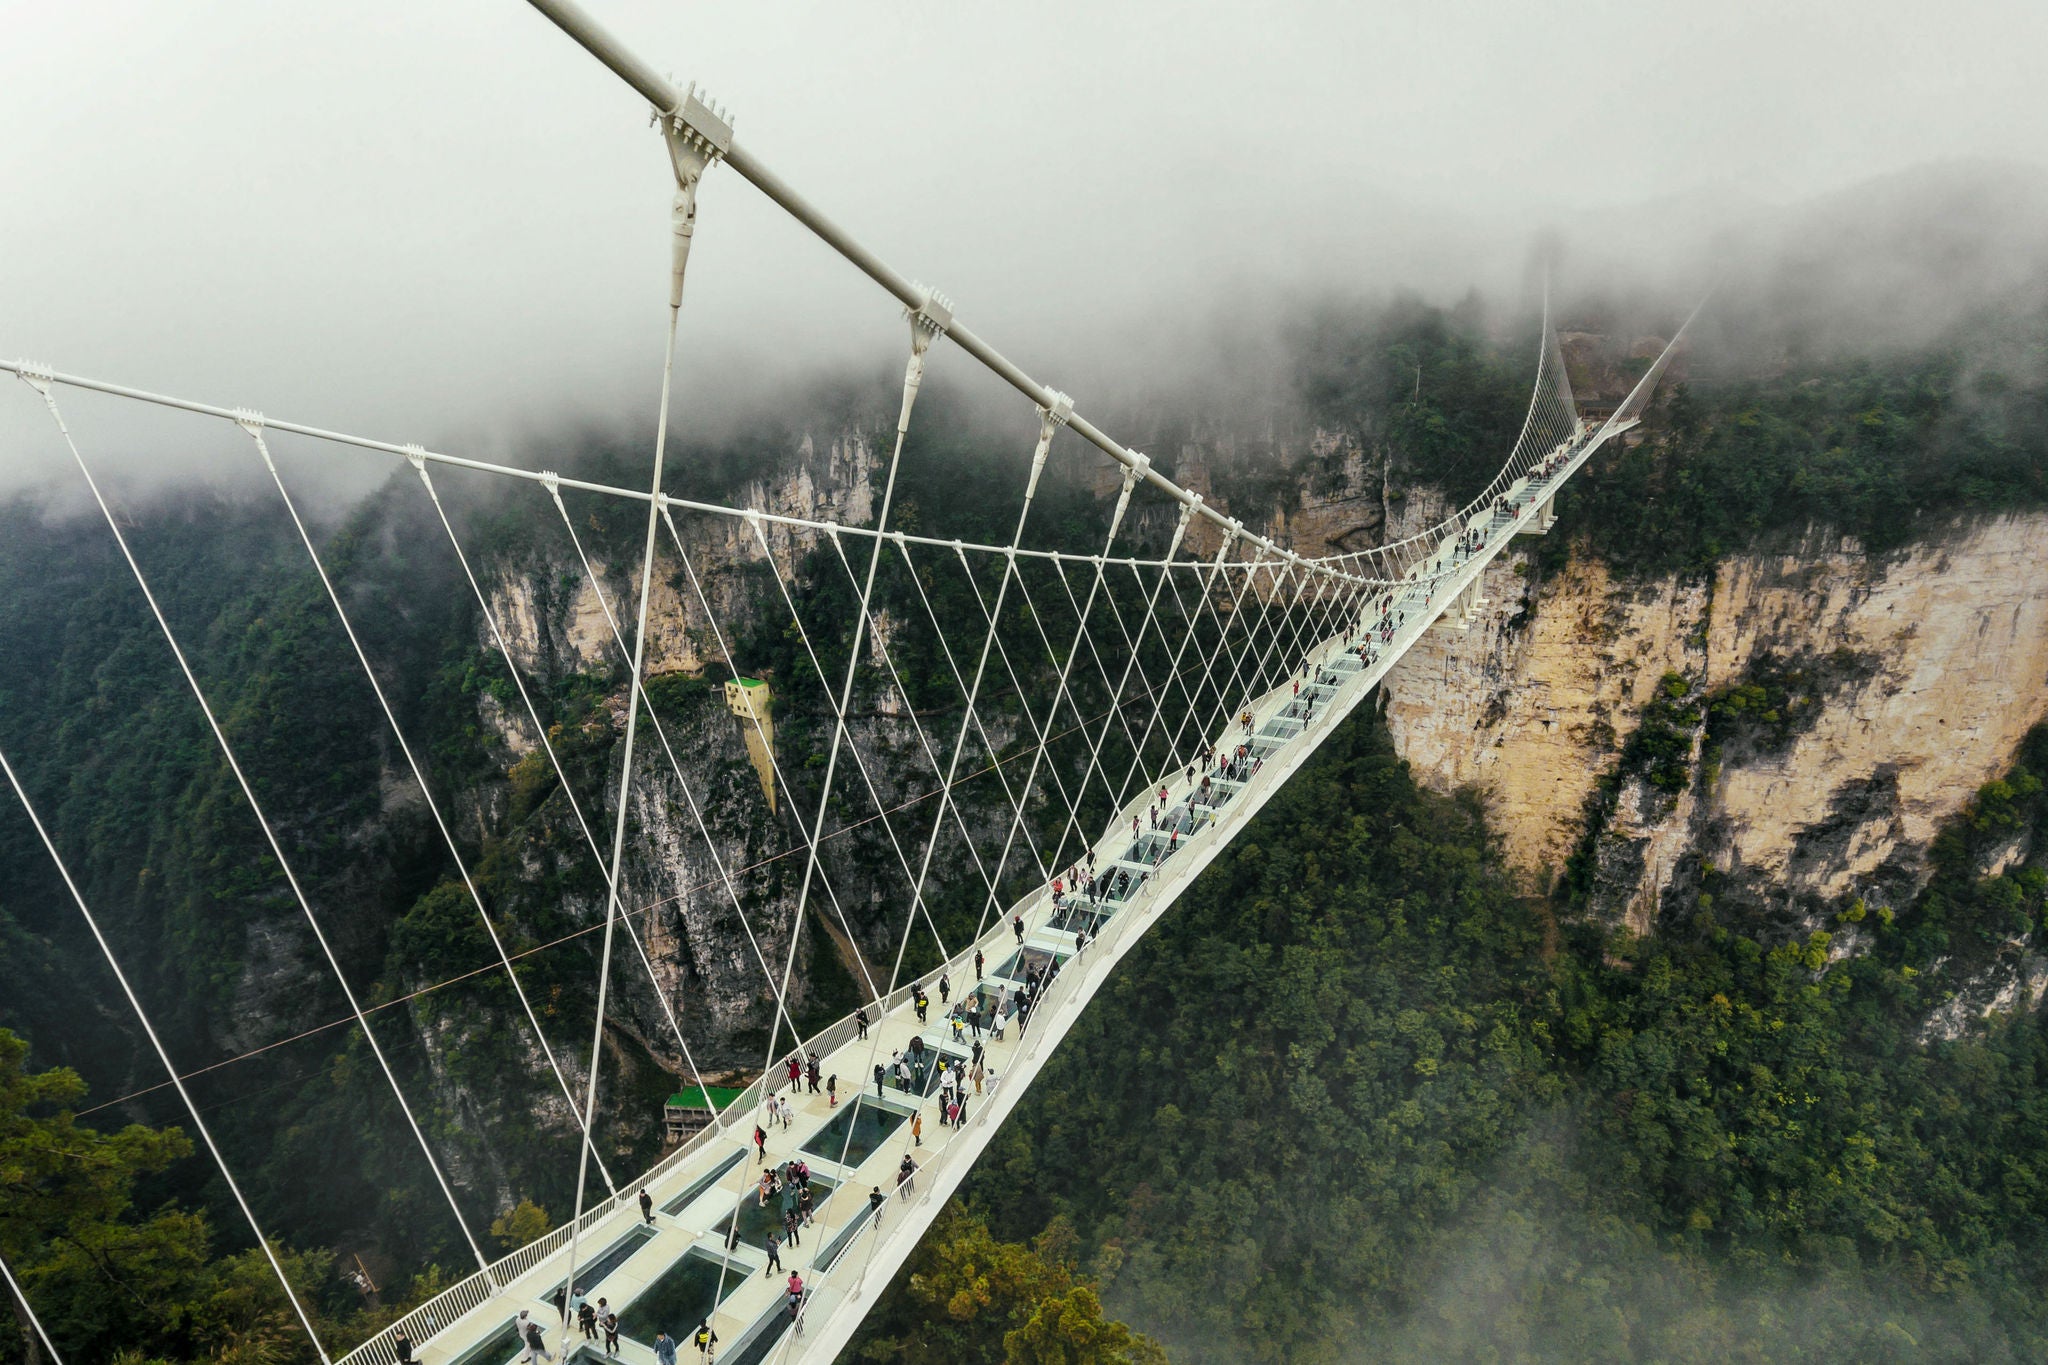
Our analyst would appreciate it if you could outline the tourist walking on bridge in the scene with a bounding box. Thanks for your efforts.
[521,1317,551,1365]
[652,1332,675,1365]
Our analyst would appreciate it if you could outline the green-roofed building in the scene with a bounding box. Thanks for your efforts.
[722,677,776,812]
[664,1085,745,1144]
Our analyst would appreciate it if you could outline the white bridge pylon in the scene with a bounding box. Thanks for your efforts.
[0,0,1704,1361]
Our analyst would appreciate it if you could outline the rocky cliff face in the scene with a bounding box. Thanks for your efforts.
[446,426,1015,1104]
[428,403,2045,1171]
[1382,513,2048,938]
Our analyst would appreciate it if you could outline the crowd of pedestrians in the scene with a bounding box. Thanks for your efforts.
[490,656,1380,1359]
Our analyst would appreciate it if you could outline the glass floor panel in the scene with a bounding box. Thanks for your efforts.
[662,1146,748,1216]
[448,1322,522,1365]
[1124,828,1197,863]
[800,1097,908,1168]
[1101,867,1149,902]
[617,1250,744,1349]
[992,945,1069,984]
[944,996,1001,1037]
[550,1224,657,1296]
[1047,903,1111,935]
[713,1175,838,1249]
[724,1308,793,1365]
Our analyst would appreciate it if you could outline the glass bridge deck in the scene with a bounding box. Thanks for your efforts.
[348,428,1600,1365]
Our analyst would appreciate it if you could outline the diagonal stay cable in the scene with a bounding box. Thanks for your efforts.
[658,505,880,1008]
[68,632,1238,1123]
[0,743,330,1364]
[976,460,1146,932]
[542,477,787,1124]
[759,519,955,965]
[16,375,499,1284]
[240,420,620,1191]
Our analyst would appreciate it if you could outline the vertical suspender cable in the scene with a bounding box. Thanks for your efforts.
[756,303,943,1126]
[564,158,708,1307]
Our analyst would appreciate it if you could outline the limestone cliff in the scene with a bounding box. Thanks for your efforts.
[1381,514,2048,938]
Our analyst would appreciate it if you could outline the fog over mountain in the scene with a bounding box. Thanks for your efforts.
[4,0,2046,506]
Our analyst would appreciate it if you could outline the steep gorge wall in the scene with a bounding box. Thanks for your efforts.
[1382,513,2048,932]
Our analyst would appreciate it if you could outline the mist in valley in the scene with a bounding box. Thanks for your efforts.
[6,5,2048,1365]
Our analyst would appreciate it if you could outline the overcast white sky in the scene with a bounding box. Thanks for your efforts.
[3,0,2046,499]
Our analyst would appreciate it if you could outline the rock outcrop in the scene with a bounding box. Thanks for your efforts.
[1382,514,2048,930]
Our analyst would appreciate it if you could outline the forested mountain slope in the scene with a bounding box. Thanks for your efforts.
[5,163,2048,1365]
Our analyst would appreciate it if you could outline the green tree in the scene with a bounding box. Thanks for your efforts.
[0,1030,207,1365]
[488,1201,551,1253]
[0,1031,334,1365]
[856,1206,1163,1364]
[1006,1286,1170,1365]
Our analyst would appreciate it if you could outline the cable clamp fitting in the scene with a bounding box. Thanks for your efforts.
[14,360,54,396]
[402,443,429,475]
[230,407,266,437]
[907,284,953,346]
[655,81,733,179]
[1042,390,1074,427]
[538,470,561,498]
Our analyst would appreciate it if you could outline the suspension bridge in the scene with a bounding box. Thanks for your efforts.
[0,2,1697,1362]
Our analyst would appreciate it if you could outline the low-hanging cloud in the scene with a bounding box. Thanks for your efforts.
[4,0,2046,506]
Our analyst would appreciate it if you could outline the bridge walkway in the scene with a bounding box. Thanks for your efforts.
[350,418,1630,1365]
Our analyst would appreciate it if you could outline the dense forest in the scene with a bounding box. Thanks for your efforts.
[859,712,2048,1363]
[7,165,2048,1364]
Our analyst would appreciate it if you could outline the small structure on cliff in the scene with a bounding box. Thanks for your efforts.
[664,1085,744,1143]
[723,676,776,812]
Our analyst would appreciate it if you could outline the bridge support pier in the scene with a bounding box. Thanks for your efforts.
[1516,491,1557,536]
[1436,577,1486,632]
